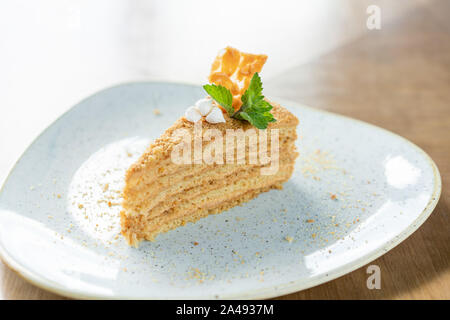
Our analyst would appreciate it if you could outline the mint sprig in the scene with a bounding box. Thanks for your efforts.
[203,73,276,129]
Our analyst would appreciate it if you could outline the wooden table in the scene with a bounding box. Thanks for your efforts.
[0,0,449,299]
[273,1,450,299]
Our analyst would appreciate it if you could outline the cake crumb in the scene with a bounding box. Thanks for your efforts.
[153,109,161,115]
[330,193,337,200]
[306,219,315,223]
[285,236,294,243]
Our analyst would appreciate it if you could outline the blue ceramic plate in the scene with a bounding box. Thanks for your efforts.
[0,83,441,299]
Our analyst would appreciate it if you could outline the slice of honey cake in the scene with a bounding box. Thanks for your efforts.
[121,47,299,246]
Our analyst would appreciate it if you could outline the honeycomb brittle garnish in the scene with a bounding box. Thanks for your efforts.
[209,47,267,111]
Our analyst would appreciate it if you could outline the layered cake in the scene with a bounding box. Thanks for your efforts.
[121,47,299,246]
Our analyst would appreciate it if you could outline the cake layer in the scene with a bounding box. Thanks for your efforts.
[123,143,297,217]
[124,103,297,183]
[132,162,294,224]
[124,126,297,194]
[121,171,290,246]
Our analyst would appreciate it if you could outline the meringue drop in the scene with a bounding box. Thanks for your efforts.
[195,98,214,116]
[205,106,226,124]
[184,106,202,123]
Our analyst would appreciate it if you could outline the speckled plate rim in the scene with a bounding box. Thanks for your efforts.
[0,82,442,300]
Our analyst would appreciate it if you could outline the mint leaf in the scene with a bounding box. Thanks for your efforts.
[240,72,263,113]
[203,84,234,116]
[239,108,276,129]
[236,73,276,129]
[203,72,276,129]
